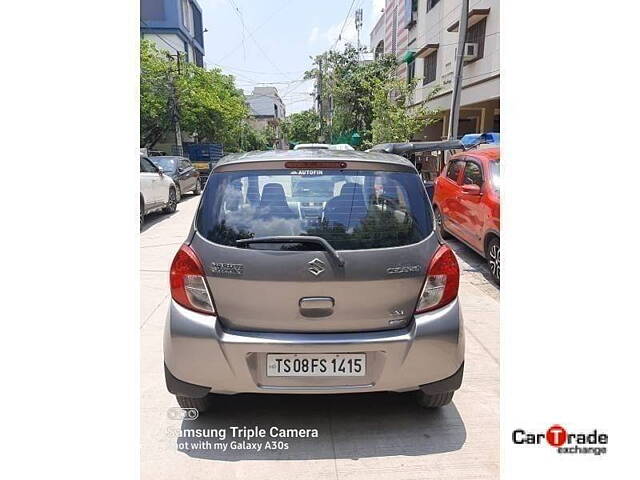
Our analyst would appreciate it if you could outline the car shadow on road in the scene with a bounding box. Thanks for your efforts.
[140,204,188,233]
[446,238,499,288]
[141,211,178,233]
[141,194,201,233]
[176,391,466,461]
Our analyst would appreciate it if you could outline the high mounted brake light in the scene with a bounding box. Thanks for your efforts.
[415,245,460,313]
[284,161,347,169]
[170,245,216,315]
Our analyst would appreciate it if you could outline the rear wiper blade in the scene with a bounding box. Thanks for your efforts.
[236,236,345,267]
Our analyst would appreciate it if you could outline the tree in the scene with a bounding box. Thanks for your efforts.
[140,40,248,150]
[140,40,172,148]
[371,79,441,144]
[176,61,248,148]
[281,110,321,144]
[305,46,397,146]
[237,122,270,151]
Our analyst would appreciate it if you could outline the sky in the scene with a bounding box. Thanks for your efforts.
[199,0,386,114]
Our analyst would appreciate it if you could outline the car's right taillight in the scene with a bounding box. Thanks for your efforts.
[170,245,215,315]
[415,245,460,313]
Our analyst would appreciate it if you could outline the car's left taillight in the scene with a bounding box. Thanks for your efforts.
[170,245,215,315]
[415,245,460,313]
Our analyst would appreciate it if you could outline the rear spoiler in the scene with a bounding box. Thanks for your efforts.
[370,140,465,155]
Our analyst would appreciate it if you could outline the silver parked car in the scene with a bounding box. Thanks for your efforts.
[164,149,464,412]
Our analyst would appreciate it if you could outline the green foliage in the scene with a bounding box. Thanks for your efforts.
[140,40,172,148]
[305,46,398,146]
[371,79,441,144]
[236,122,273,152]
[176,61,248,148]
[304,45,442,148]
[281,110,322,144]
[262,123,278,147]
[140,39,248,150]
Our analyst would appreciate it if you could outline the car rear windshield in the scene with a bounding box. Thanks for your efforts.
[196,169,432,250]
[150,157,178,172]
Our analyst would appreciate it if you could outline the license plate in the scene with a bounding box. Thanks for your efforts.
[266,353,366,377]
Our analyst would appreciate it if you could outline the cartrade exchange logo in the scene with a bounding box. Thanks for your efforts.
[512,425,608,455]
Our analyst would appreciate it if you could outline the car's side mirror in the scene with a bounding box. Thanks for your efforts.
[461,184,481,195]
[157,166,164,175]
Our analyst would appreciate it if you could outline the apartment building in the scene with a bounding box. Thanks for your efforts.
[371,0,500,140]
[140,0,205,67]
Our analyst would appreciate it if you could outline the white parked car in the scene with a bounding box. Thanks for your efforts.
[140,155,177,228]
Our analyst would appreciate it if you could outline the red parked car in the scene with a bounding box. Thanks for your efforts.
[432,147,500,284]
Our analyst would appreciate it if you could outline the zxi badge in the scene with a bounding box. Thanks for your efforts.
[308,258,326,276]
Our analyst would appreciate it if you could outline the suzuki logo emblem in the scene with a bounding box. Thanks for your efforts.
[308,258,326,276]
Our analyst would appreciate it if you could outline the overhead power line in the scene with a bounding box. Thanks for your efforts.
[332,0,358,51]
[223,0,288,78]
[216,0,294,67]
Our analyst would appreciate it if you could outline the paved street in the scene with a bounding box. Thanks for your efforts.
[141,196,499,480]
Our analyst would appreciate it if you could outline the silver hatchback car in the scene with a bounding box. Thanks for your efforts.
[164,148,464,412]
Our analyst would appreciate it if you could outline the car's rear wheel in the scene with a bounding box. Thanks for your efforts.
[176,395,211,413]
[487,236,500,284]
[194,179,202,195]
[163,188,177,213]
[433,207,451,239]
[415,390,454,408]
[140,198,145,230]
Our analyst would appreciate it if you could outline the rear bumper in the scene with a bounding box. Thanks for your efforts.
[164,298,464,395]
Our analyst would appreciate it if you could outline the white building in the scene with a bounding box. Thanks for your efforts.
[371,0,500,140]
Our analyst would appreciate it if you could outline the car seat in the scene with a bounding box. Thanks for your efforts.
[323,182,368,230]
[258,183,297,219]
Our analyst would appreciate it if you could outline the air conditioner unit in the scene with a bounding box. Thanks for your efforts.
[463,43,478,61]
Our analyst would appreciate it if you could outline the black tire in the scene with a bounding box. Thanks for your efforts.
[193,179,202,195]
[416,390,454,408]
[433,207,451,239]
[175,184,182,202]
[486,236,500,285]
[140,198,145,230]
[176,395,211,413]
[163,188,177,213]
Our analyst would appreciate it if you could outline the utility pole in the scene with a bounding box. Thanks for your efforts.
[447,0,469,140]
[167,53,184,155]
[355,8,363,58]
[317,57,325,142]
[328,94,334,144]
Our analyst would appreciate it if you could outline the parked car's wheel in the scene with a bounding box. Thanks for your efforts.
[163,188,177,213]
[486,236,500,285]
[193,179,202,195]
[175,184,182,202]
[415,390,454,408]
[176,395,211,413]
[140,198,145,230]
[433,207,451,239]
